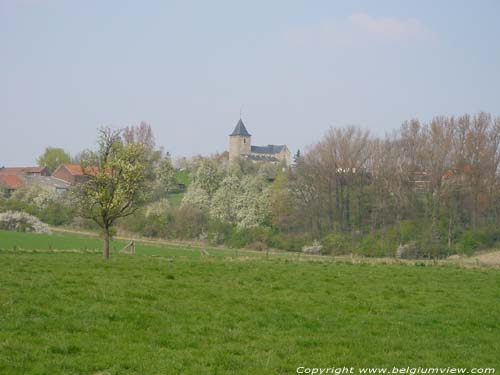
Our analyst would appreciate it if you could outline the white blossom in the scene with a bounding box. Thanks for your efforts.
[0,211,51,234]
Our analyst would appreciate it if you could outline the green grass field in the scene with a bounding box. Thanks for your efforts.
[0,230,266,259]
[1,230,499,374]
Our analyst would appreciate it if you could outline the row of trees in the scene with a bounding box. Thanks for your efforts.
[284,113,500,256]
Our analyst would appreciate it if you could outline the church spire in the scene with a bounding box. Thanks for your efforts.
[229,118,251,137]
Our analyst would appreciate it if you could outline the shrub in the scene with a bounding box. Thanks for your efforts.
[355,234,393,257]
[169,204,208,239]
[396,241,420,259]
[322,232,352,255]
[267,232,308,252]
[208,221,234,245]
[0,211,51,234]
[456,230,493,255]
[38,201,74,226]
[224,226,270,248]
[302,240,322,255]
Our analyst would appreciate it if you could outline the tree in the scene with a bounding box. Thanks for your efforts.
[294,149,301,163]
[123,121,155,148]
[192,159,223,198]
[235,175,270,229]
[269,168,294,231]
[152,157,177,198]
[37,147,71,173]
[181,186,210,211]
[210,175,243,224]
[75,127,149,259]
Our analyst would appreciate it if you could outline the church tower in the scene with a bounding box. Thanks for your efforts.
[229,118,251,163]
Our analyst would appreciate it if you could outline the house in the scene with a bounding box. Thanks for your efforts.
[0,175,24,194]
[0,166,50,194]
[228,118,290,165]
[24,176,71,194]
[0,166,50,176]
[52,164,92,184]
[413,171,430,194]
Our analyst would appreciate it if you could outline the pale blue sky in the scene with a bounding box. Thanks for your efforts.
[2,0,499,165]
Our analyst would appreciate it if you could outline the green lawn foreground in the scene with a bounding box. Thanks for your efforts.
[0,234,499,374]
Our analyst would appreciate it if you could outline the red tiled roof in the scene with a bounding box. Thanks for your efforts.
[62,164,85,176]
[57,164,99,176]
[0,175,24,189]
[0,166,46,175]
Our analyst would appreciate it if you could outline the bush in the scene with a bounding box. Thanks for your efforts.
[456,230,494,255]
[0,211,51,234]
[169,204,208,239]
[38,201,74,226]
[117,207,171,239]
[322,232,352,255]
[267,232,309,252]
[396,241,420,259]
[355,234,394,257]
[208,221,234,245]
[399,220,423,243]
[302,240,322,255]
[225,226,271,249]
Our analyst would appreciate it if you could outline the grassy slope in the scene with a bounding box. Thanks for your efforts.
[168,169,191,207]
[0,233,499,374]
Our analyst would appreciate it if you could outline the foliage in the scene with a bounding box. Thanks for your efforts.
[267,232,309,252]
[302,240,323,254]
[210,175,270,229]
[0,211,51,233]
[75,127,150,258]
[144,198,170,218]
[37,147,71,173]
[235,176,270,229]
[322,232,353,255]
[152,158,177,198]
[2,185,74,226]
[456,230,494,255]
[169,204,208,239]
[10,185,57,210]
[210,175,243,224]
[191,159,222,197]
[181,186,210,212]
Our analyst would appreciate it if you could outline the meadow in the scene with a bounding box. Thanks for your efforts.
[0,230,499,374]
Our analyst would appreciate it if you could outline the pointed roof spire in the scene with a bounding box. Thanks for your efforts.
[230,118,251,137]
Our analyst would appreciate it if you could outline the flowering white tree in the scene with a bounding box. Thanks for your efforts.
[144,198,170,218]
[76,127,149,259]
[210,175,270,229]
[11,185,57,210]
[192,159,223,198]
[235,176,270,229]
[181,186,210,211]
[210,175,243,224]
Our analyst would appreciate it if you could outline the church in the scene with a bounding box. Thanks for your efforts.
[228,118,290,165]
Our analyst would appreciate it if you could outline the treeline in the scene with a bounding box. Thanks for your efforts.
[286,113,500,257]
[1,113,499,258]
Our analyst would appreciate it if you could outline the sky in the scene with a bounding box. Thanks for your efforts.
[2,0,500,165]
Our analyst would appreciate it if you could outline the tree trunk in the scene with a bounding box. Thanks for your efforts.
[103,228,110,260]
[448,213,453,248]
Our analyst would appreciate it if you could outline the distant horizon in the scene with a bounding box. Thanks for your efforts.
[3,0,500,165]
